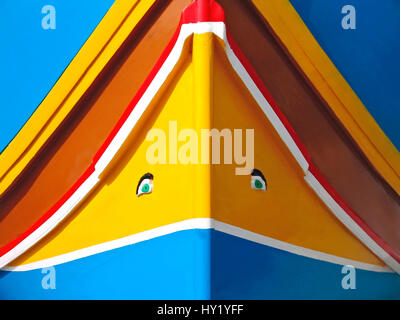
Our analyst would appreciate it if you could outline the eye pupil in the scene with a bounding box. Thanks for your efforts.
[255,180,263,189]
[142,184,150,193]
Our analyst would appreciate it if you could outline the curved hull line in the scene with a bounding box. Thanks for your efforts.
[2,218,391,273]
[0,172,99,270]
[304,172,396,271]
[1,16,399,275]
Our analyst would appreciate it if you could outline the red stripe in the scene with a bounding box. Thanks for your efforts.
[93,21,183,163]
[181,0,224,23]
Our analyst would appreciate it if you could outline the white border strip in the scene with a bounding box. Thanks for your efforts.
[214,220,392,273]
[1,22,398,275]
[0,173,100,269]
[304,172,400,273]
[2,218,391,273]
[224,40,309,172]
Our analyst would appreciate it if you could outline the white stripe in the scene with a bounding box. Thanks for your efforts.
[2,218,391,273]
[214,220,392,273]
[0,173,100,269]
[304,172,400,274]
[1,22,398,275]
[223,39,309,173]
[95,22,226,173]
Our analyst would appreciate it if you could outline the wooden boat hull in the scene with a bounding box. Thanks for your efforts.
[0,0,399,299]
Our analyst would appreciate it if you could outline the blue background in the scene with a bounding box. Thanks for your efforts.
[290,0,400,150]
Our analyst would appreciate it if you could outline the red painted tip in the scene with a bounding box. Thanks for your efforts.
[181,0,225,24]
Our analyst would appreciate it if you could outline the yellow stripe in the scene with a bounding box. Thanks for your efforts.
[251,0,400,195]
[0,0,156,195]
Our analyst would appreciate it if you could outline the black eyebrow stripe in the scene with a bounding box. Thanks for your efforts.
[136,173,153,194]
[251,168,266,184]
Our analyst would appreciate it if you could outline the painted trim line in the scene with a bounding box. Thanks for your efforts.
[2,218,391,273]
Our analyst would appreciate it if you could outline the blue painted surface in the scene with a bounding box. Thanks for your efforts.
[0,229,212,299]
[0,0,115,153]
[1,229,399,299]
[289,0,400,150]
[212,231,400,299]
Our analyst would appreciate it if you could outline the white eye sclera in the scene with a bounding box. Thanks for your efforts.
[136,173,154,197]
[251,169,267,192]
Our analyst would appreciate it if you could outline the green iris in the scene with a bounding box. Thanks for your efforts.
[255,179,263,189]
[141,183,150,193]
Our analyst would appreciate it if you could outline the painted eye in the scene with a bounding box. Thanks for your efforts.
[136,173,154,197]
[251,169,267,191]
